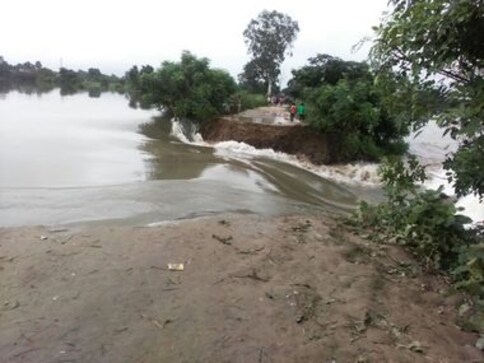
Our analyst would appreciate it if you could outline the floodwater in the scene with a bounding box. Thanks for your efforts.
[0,90,361,227]
[408,122,483,223]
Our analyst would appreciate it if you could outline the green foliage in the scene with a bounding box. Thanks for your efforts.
[371,0,484,197]
[0,56,123,95]
[285,54,410,162]
[58,67,82,93]
[353,157,482,295]
[234,91,267,111]
[286,54,371,98]
[445,136,484,199]
[351,0,484,328]
[58,67,123,95]
[243,10,299,95]
[453,242,484,298]
[125,65,140,87]
[304,71,409,161]
[137,51,237,121]
[229,91,267,113]
[0,57,57,90]
[124,64,154,90]
[87,68,102,80]
[238,59,268,94]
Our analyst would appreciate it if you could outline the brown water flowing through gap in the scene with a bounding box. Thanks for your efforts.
[0,90,369,227]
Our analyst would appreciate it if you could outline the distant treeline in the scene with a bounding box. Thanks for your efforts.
[0,56,124,96]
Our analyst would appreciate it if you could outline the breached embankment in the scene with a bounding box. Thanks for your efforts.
[201,117,338,165]
[198,115,483,223]
[172,116,380,187]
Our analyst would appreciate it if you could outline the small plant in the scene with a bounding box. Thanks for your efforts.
[352,156,481,273]
[454,240,484,299]
[351,156,483,332]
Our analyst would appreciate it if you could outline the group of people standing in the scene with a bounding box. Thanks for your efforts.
[267,95,305,122]
[289,102,304,122]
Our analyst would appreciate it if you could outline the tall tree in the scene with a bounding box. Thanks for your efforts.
[243,10,299,96]
[125,65,140,88]
[87,68,102,80]
[286,54,371,98]
[371,0,484,197]
[138,51,237,121]
[238,58,267,94]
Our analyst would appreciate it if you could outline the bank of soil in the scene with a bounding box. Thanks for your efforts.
[201,105,347,165]
[1,214,482,362]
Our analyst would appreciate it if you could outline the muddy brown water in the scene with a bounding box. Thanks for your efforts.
[0,90,375,227]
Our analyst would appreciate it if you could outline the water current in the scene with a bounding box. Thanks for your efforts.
[0,90,481,227]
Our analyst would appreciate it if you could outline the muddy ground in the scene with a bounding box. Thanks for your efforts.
[0,214,482,362]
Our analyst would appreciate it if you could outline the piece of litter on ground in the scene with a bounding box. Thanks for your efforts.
[408,340,425,353]
[397,340,425,354]
[3,300,20,310]
[167,263,184,271]
[151,319,163,329]
[40,235,48,241]
[52,295,60,301]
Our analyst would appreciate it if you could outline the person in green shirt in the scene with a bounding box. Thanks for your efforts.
[297,102,305,121]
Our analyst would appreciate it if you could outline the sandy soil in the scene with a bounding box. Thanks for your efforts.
[0,214,482,363]
[236,106,297,126]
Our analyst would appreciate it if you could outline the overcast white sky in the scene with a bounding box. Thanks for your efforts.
[1,0,389,82]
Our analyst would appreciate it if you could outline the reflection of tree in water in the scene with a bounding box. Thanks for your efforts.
[88,87,101,98]
[127,91,153,110]
[138,115,218,180]
[138,115,172,139]
[59,85,78,96]
[0,83,56,96]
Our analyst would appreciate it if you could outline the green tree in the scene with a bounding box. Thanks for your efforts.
[87,68,102,80]
[352,0,484,316]
[140,65,154,75]
[305,74,408,161]
[138,51,237,121]
[58,67,81,93]
[238,59,267,94]
[243,10,299,96]
[0,56,11,83]
[285,54,408,161]
[371,0,484,198]
[286,54,371,98]
[125,65,140,88]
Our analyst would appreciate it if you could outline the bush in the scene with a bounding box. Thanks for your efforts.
[349,157,484,334]
[454,242,484,299]
[236,91,267,111]
[353,157,481,270]
[306,78,408,161]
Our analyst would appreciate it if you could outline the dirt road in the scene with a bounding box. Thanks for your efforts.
[0,214,481,362]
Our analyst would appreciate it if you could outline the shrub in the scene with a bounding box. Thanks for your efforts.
[305,78,408,161]
[454,241,484,299]
[237,91,267,111]
[352,157,481,273]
